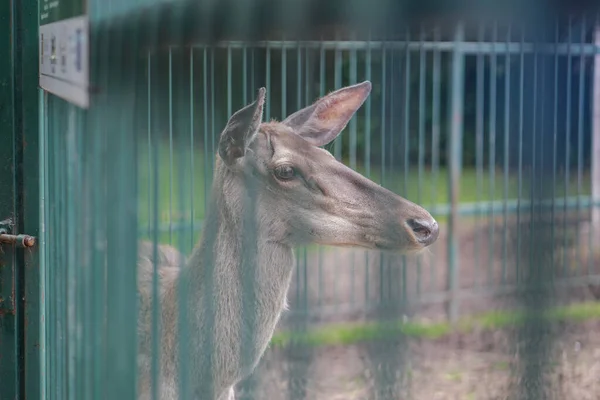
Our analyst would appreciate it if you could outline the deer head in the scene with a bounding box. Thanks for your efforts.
[217,81,439,253]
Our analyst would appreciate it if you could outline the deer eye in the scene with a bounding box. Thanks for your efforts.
[274,165,296,181]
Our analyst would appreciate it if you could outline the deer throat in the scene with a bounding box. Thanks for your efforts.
[182,202,296,384]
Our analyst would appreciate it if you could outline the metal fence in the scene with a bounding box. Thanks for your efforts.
[134,23,600,323]
[36,10,600,400]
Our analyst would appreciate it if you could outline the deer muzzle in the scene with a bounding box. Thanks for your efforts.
[405,218,439,247]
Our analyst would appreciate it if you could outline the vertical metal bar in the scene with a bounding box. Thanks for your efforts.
[349,42,358,169]
[266,44,271,122]
[431,27,441,291]
[227,45,232,117]
[538,37,546,217]
[401,29,411,304]
[305,46,310,109]
[251,48,256,97]
[45,99,54,400]
[47,97,54,400]
[295,44,301,309]
[387,45,395,301]
[54,100,65,400]
[77,114,84,399]
[529,31,539,281]
[169,49,174,244]
[59,100,66,400]
[403,30,411,198]
[475,24,485,289]
[417,28,426,298]
[502,25,512,285]
[488,23,497,287]
[349,41,357,305]
[92,93,107,400]
[203,49,210,210]
[318,42,325,307]
[105,52,138,400]
[66,106,77,400]
[447,22,465,323]
[243,46,248,105]
[281,44,287,118]
[552,22,559,279]
[563,19,573,277]
[62,105,69,399]
[190,48,196,250]
[150,67,161,400]
[365,38,372,179]
[48,99,56,400]
[576,17,587,275]
[179,47,194,400]
[334,42,343,160]
[39,90,47,400]
[331,42,342,306]
[147,55,153,237]
[303,44,311,316]
[417,29,425,205]
[16,1,42,394]
[516,29,525,284]
[379,43,387,303]
[297,44,308,314]
[297,44,302,110]
[319,41,325,98]
[210,49,216,168]
[364,37,372,304]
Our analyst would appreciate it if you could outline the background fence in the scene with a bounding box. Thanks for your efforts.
[134,20,600,325]
[24,3,600,400]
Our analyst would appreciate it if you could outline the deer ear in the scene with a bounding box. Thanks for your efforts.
[218,87,266,165]
[281,81,371,147]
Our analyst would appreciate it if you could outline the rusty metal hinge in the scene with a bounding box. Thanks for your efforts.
[0,219,36,249]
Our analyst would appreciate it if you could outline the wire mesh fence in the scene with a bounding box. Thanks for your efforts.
[39,9,600,400]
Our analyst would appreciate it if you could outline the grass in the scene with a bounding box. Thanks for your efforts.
[269,301,600,349]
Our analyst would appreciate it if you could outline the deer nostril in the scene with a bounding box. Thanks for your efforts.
[406,218,439,246]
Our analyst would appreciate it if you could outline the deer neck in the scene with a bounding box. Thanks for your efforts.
[184,161,295,341]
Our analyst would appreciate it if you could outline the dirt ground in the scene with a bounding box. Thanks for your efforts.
[237,319,600,400]
[231,215,600,399]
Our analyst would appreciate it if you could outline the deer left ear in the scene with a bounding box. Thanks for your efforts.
[281,81,371,147]
[218,87,266,165]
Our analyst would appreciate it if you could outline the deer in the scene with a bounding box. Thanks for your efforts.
[136,81,440,400]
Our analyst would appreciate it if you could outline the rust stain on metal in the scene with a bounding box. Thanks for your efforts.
[22,235,35,247]
[0,233,36,248]
[0,308,15,316]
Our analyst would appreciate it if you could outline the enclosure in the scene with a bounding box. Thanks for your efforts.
[1,0,600,399]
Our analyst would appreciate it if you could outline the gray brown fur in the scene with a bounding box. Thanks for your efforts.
[136,82,439,399]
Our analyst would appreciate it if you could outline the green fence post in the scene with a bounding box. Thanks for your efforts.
[0,1,18,396]
[19,0,42,396]
[0,0,40,396]
[447,22,465,323]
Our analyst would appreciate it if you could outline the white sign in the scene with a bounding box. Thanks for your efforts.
[39,15,89,108]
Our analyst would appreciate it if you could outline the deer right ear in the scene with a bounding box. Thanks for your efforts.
[218,87,266,166]
[282,81,371,147]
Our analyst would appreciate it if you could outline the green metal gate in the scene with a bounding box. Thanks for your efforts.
[0,0,41,398]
